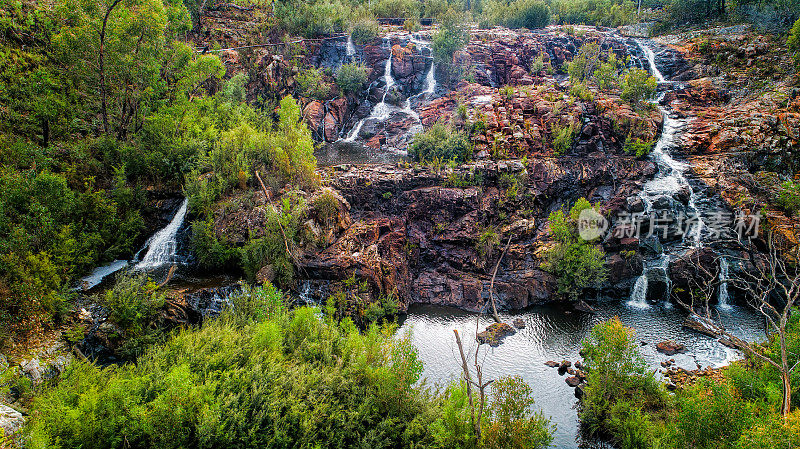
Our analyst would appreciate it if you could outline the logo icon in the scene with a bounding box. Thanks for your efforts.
[578,208,608,241]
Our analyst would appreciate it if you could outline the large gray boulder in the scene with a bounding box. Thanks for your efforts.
[0,404,24,437]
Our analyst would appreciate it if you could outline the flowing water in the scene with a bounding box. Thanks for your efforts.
[396,40,767,448]
[398,302,764,448]
[135,198,189,270]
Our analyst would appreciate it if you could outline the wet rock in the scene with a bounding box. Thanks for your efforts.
[574,383,586,398]
[256,264,276,284]
[656,340,687,356]
[669,247,719,302]
[20,358,43,385]
[565,376,582,387]
[574,360,583,370]
[477,322,516,347]
[0,404,24,437]
[627,195,645,213]
[512,317,526,329]
[545,361,560,368]
[645,268,670,302]
[673,185,692,204]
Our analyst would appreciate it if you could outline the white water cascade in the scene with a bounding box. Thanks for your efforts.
[628,40,705,306]
[346,34,356,60]
[718,257,731,310]
[135,198,188,270]
[343,36,437,143]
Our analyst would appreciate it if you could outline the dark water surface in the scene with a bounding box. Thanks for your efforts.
[397,301,765,448]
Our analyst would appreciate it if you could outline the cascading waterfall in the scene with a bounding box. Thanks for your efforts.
[135,198,188,270]
[718,257,731,309]
[346,34,356,60]
[628,40,704,305]
[343,36,437,143]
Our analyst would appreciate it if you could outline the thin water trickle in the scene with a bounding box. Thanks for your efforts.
[718,257,732,310]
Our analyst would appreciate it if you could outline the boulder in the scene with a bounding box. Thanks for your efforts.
[20,358,43,384]
[544,361,560,368]
[476,322,516,347]
[512,317,526,329]
[0,404,24,437]
[656,340,687,356]
[565,376,582,387]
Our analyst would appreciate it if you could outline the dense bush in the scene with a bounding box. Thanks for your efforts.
[542,198,607,301]
[623,136,654,158]
[481,0,550,29]
[296,66,335,100]
[790,18,800,58]
[594,53,621,91]
[552,120,579,156]
[409,121,473,164]
[101,272,165,338]
[336,63,369,95]
[371,0,421,17]
[568,42,601,84]
[350,15,380,45]
[550,0,636,27]
[432,10,470,65]
[276,0,349,37]
[776,180,800,214]
[580,318,667,448]
[27,286,553,449]
[621,68,658,106]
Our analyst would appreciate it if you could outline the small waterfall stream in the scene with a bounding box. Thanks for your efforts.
[343,36,437,143]
[627,40,705,306]
[718,257,731,310]
[135,198,188,270]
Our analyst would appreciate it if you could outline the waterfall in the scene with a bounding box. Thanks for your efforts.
[135,198,188,270]
[718,258,731,309]
[342,36,437,143]
[640,44,665,83]
[346,34,356,59]
[628,273,649,309]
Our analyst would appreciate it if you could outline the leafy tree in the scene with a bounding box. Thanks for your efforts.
[335,62,368,95]
[621,68,657,106]
[542,198,607,301]
[481,376,554,448]
[481,0,550,29]
[432,9,470,65]
[594,53,620,91]
[568,42,601,84]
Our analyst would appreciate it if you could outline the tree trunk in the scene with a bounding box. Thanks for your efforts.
[781,370,792,417]
[100,0,123,135]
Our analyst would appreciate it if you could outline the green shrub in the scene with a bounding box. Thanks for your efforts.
[350,16,379,45]
[481,376,555,448]
[568,42,601,84]
[623,136,654,158]
[777,180,800,214]
[541,198,607,301]
[580,318,666,447]
[594,54,620,91]
[552,120,578,156]
[550,0,636,27]
[790,18,800,58]
[482,0,551,30]
[296,66,334,100]
[410,121,473,164]
[222,73,249,104]
[432,10,470,64]
[570,82,594,101]
[335,63,368,95]
[621,68,657,106]
[101,272,165,338]
[371,0,420,17]
[276,0,349,37]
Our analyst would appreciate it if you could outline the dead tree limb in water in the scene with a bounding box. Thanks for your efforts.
[488,235,513,323]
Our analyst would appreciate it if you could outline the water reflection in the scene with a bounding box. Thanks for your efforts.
[397,301,764,448]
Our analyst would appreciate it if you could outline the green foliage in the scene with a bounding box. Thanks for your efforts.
[777,180,800,214]
[336,62,368,95]
[432,10,470,65]
[621,68,658,106]
[27,286,453,449]
[222,73,249,104]
[580,318,666,448]
[790,18,800,57]
[239,204,302,286]
[481,0,551,29]
[550,0,636,27]
[296,66,335,100]
[542,199,607,301]
[102,272,165,338]
[670,379,758,449]
[552,120,578,156]
[276,0,349,37]
[594,53,620,91]
[568,42,601,84]
[371,0,421,17]
[410,121,473,164]
[624,136,654,158]
[481,376,555,448]
[350,15,380,45]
